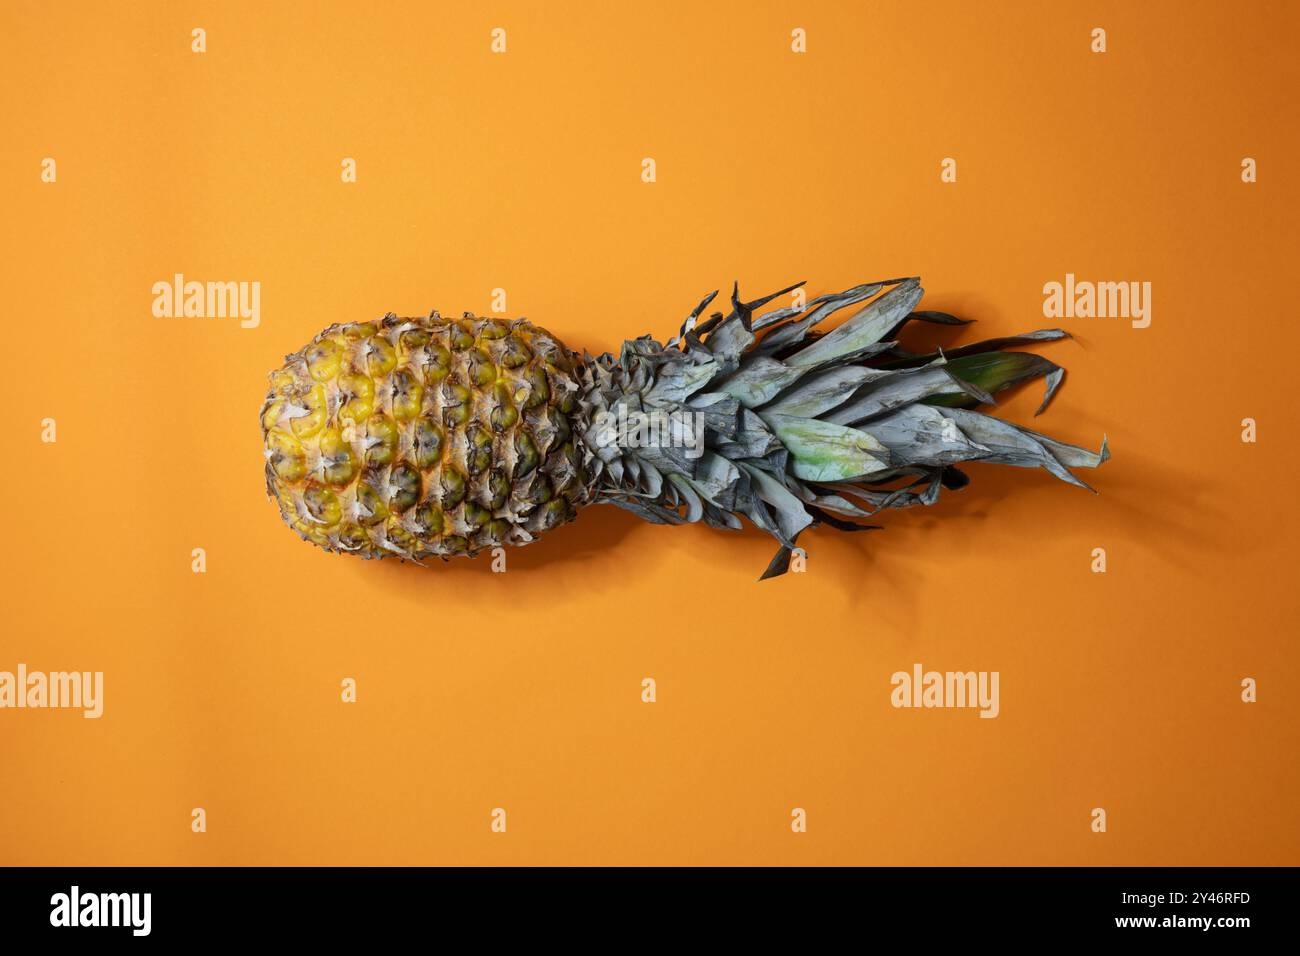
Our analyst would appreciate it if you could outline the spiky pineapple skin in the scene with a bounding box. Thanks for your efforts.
[261,313,595,559]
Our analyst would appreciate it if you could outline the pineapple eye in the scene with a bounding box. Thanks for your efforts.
[466,425,493,476]
[441,380,469,406]
[302,485,342,526]
[303,383,327,409]
[344,322,377,339]
[338,373,376,423]
[390,370,423,421]
[319,428,358,487]
[490,381,519,431]
[522,367,549,408]
[443,401,470,428]
[306,343,342,381]
[297,522,331,547]
[513,431,539,478]
[400,328,431,350]
[365,338,397,376]
[490,400,518,432]
[266,429,307,481]
[468,348,497,386]
[272,453,307,482]
[450,325,475,350]
[385,524,420,553]
[498,338,532,369]
[266,428,303,457]
[545,349,575,374]
[462,502,489,530]
[421,344,452,387]
[290,403,327,439]
[488,469,509,510]
[335,524,369,551]
[261,399,285,430]
[413,417,445,471]
[364,415,398,466]
[323,455,357,488]
[527,477,554,506]
[413,500,444,536]
[355,480,389,526]
[388,463,421,513]
[531,497,572,531]
[476,318,509,340]
[440,468,466,511]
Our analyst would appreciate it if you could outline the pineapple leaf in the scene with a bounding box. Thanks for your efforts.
[825,361,990,425]
[760,366,889,417]
[786,279,924,368]
[923,351,1064,414]
[936,407,1105,490]
[876,329,1069,368]
[738,463,815,543]
[760,413,891,482]
[883,309,974,340]
[716,356,806,407]
[759,544,796,580]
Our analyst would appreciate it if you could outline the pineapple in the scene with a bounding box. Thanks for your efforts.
[261,277,1107,578]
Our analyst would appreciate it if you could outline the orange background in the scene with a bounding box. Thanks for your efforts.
[2,0,1297,865]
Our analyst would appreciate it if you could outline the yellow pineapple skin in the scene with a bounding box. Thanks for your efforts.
[261,313,594,560]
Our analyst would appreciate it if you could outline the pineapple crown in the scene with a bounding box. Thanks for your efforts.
[572,277,1108,579]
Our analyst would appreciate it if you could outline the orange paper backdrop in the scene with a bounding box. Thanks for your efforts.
[2,0,1296,865]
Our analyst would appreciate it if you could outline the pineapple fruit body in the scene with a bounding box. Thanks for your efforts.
[261,313,594,559]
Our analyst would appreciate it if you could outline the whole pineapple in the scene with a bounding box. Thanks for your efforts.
[261,277,1107,578]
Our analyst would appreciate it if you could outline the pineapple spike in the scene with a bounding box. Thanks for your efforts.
[261,277,1107,578]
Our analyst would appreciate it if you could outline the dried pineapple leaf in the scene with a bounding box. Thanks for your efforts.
[923,351,1064,414]
[759,544,795,580]
[759,366,890,418]
[882,309,974,342]
[878,329,1069,368]
[738,463,815,544]
[853,404,991,468]
[786,279,925,368]
[937,407,1106,489]
[760,412,892,482]
[755,279,891,348]
[825,361,990,425]
[644,357,718,403]
[716,356,805,407]
[606,495,685,525]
